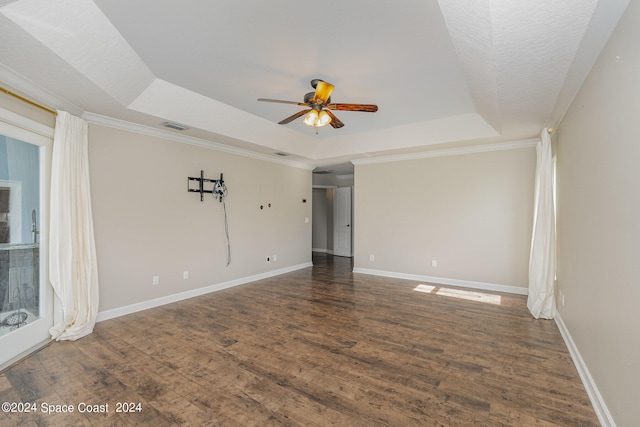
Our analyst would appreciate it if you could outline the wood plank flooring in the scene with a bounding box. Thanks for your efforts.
[0,253,598,426]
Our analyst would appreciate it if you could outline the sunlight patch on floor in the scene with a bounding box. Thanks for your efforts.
[413,284,501,305]
[414,284,436,294]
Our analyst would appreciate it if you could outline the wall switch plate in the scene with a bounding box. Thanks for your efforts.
[431,260,437,267]
[369,254,375,261]
[152,276,159,285]
[304,217,309,223]
[273,255,277,262]
[183,271,189,280]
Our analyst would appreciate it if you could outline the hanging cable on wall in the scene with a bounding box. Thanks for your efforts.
[188,170,231,266]
[212,179,231,266]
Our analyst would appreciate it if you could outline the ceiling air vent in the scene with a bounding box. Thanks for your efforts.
[161,121,189,131]
[274,152,289,157]
[313,169,334,174]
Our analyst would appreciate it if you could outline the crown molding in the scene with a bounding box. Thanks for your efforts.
[82,112,314,171]
[351,139,537,166]
[0,64,84,116]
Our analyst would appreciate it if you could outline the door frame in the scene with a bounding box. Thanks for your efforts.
[0,107,55,370]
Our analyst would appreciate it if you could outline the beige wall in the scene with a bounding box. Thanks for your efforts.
[556,1,640,424]
[312,187,333,252]
[354,147,535,288]
[88,124,312,312]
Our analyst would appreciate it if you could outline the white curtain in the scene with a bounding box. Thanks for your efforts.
[527,128,556,319]
[49,111,99,340]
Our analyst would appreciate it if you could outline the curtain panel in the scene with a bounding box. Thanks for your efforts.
[527,128,556,319]
[49,111,99,340]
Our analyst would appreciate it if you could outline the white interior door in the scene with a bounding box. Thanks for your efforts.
[0,111,54,369]
[333,186,352,257]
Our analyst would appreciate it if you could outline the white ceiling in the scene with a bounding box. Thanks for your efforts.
[0,0,630,170]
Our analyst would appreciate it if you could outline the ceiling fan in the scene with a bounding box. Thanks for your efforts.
[258,79,378,133]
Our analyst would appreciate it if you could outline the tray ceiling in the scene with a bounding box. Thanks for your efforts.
[0,0,630,167]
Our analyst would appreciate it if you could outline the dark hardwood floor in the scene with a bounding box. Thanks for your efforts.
[0,253,598,426]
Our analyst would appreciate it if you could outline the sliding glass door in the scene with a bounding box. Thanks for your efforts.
[0,110,53,368]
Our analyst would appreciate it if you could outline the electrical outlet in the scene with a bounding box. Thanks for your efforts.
[431,260,437,267]
[369,254,375,262]
[183,271,189,280]
[152,276,159,285]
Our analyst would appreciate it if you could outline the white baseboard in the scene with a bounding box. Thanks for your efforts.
[352,267,528,295]
[96,262,312,322]
[555,312,616,427]
[312,248,334,254]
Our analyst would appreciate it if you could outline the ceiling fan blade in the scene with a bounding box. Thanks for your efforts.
[324,110,344,128]
[326,103,378,112]
[278,109,311,125]
[313,81,335,105]
[258,98,307,106]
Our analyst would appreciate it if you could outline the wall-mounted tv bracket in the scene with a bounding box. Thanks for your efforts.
[188,170,225,202]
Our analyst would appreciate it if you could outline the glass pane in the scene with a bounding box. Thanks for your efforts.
[0,134,40,337]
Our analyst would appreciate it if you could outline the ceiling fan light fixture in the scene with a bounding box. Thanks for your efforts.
[257,78,377,130]
[317,110,331,127]
[314,81,335,104]
[303,110,332,128]
[303,110,319,126]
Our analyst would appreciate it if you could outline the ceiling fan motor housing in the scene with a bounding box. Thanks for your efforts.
[304,91,330,106]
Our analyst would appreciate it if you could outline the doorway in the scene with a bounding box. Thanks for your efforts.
[312,186,353,257]
[0,116,54,369]
[312,187,334,254]
[333,186,352,257]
